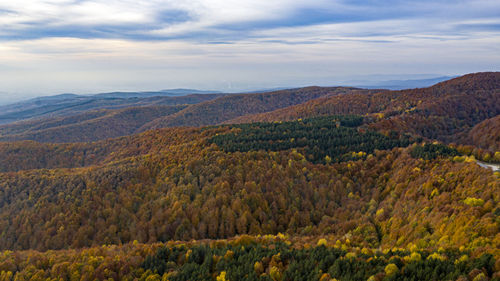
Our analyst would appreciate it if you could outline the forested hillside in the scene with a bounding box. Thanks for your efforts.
[0,119,497,257]
[0,87,372,143]
[0,73,498,280]
[0,93,223,124]
[209,116,414,163]
[463,115,500,151]
[2,73,498,146]
[0,105,187,143]
[0,237,497,281]
[0,127,201,172]
[139,87,375,130]
[229,72,500,148]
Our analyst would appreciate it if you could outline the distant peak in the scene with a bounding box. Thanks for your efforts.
[431,72,500,91]
[158,89,222,94]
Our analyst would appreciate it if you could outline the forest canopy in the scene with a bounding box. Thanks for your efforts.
[209,115,414,163]
[0,72,498,280]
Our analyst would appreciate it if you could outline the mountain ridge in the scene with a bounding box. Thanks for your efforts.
[0,87,373,143]
[228,72,500,148]
[138,87,376,131]
[0,92,225,125]
[1,73,498,144]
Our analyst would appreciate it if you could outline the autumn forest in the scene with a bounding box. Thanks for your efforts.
[0,73,498,281]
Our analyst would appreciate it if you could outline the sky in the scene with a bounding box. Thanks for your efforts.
[0,0,499,103]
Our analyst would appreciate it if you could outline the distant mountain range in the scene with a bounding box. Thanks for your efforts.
[0,74,497,149]
[93,88,222,98]
[0,76,454,114]
[230,72,499,149]
[349,76,455,90]
[0,89,224,125]
[0,87,366,142]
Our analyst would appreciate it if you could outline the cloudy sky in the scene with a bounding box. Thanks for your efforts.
[0,0,499,102]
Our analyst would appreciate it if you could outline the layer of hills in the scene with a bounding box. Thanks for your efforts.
[351,76,455,90]
[0,87,373,142]
[0,89,223,124]
[0,72,498,280]
[0,73,498,151]
[228,73,500,148]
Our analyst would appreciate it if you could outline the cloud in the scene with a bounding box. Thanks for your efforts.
[0,0,498,42]
[0,0,498,100]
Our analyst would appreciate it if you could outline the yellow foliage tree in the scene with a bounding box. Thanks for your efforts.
[317,238,327,246]
[254,261,264,275]
[270,266,282,281]
[464,197,484,207]
[384,264,398,276]
[216,271,228,281]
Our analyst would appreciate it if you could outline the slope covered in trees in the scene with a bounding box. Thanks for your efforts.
[0,127,201,172]
[229,72,500,147]
[409,143,459,160]
[0,124,497,261]
[0,93,223,125]
[0,73,498,280]
[139,87,376,131]
[0,105,187,143]
[210,116,413,163]
[0,87,375,143]
[1,237,497,281]
[463,115,500,151]
[2,73,498,146]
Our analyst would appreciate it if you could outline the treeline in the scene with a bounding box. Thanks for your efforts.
[0,236,497,281]
[410,143,459,160]
[209,116,413,163]
[143,239,497,281]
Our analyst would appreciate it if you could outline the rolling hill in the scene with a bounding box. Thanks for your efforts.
[229,72,500,146]
[0,105,187,143]
[138,87,376,131]
[463,115,500,152]
[0,87,374,143]
[0,93,223,125]
[0,73,498,280]
[0,121,497,254]
[7,72,497,145]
